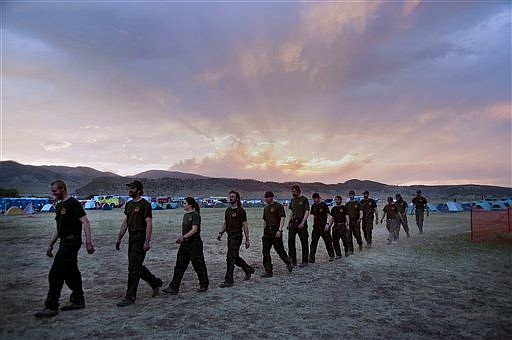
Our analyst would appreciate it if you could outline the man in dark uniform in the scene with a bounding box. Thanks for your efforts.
[330,195,350,258]
[411,190,428,233]
[395,194,410,238]
[116,180,162,307]
[35,180,95,318]
[261,191,293,278]
[217,190,255,288]
[287,185,310,267]
[360,190,379,248]
[309,193,335,263]
[345,190,363,253]
[380,196,401,244]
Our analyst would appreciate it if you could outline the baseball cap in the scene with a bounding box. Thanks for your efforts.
[416,190,422,194]
[349,190,355,195]
[126,180,143,190]
[362,190,369,195]
[264,191,274,198]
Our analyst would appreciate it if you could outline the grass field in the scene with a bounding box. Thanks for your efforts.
[1,208,511,339]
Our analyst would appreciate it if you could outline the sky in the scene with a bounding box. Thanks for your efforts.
[1,1,511,186]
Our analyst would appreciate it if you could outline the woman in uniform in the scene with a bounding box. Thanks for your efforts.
[163,197,209,294]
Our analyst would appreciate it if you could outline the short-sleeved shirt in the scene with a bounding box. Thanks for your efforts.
[412,196,428,210]
[225,206,247,235]
[345,200,362,220]
[395,200,408,214]
[289,196,310,220]
[55,197,86,240]
[383,203,399,219]
[360,198,377,218]
[183,210,201,240]
[263,202,286,227]
[125,198,152,233]
[331,205,348,224]
[310,202,330,229]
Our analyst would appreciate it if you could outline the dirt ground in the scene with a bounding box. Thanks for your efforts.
[0,208,511,339]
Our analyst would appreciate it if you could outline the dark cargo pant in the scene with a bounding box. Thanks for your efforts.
[386,218,400,242]
[45,239,84,310]
[126,232,161,300]
[309,227,335,261]
[263,226,291,274]
[288,219,309,265]
[224,233,253,283]
[332,222,350,257]
[398,213,410,238]
[169,238,209,291]
[362,216,374,245]
[415,209,425,233]
[348,219,363,253]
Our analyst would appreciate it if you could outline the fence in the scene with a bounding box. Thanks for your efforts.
[471,208,512,241]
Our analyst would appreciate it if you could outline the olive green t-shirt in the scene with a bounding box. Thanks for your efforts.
[310,202,330,229]
[395,200,408,213]
[331,205,348,224]
[289,196,310,220]
[360,198,377,217]
[412,196,428,210]
[383,203,399,219]
[125,198,152,233]
[55,197,86,240]
[182,210,201,239]
[225,206,247,235]
[263,202,286,227]
[345,200,362,220]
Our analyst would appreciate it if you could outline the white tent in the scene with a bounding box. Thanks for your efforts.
[84,200,96,210]
[427,203,438,212]
[41,204,55,212]
[440,201,464,213]
[23,202,35,215]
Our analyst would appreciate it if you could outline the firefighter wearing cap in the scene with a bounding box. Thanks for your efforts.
[360,190,378,248]
[115,180,162,307]
[330,195,350,258]
[261,191,293,277]
[380,196,401,244]
[287,185,310,267]
[395,194,410,238]
[412,190,428,233]
[309,193,335,263]
[345,190,363,253]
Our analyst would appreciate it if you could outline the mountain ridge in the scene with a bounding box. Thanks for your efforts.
[1,161,510,200]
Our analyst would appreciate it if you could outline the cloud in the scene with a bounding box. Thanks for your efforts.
[3,2,511,186]
[40,141,72,152]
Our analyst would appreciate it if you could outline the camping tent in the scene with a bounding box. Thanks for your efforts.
[472,201,492,211]
[490,201,507,211]
[84,200,96,210]
[5,207,24,216]
[151,202,163,210]
[23,202,35,215]
[427,203,438,212]
[41,204,55,212]
[439,201,464,213]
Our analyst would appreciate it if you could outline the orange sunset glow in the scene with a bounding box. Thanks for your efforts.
[2,1,511,185]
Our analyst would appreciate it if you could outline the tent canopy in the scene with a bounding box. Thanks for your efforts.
[5,207,24,216]
[440,201,464,213]
[23,203,35,215]
[41,204,55,212]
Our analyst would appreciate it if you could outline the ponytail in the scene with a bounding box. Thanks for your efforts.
[185,197,200,213]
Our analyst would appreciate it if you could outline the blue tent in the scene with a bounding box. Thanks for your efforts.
[439,201,464,213]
